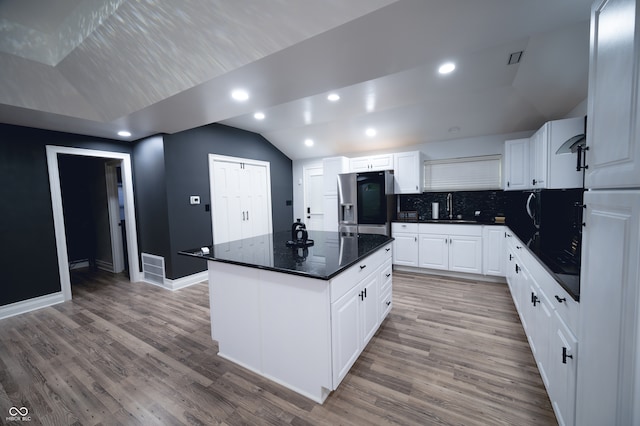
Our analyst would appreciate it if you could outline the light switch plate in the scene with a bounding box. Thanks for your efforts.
[190,195,200,205]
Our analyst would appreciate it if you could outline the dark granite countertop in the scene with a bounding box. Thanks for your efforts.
[394,219,505,225]
[178,231,393,281]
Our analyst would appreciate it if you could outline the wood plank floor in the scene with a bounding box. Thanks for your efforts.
[0,270,557,425]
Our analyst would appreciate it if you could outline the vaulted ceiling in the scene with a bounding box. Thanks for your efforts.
[0,0,593,160]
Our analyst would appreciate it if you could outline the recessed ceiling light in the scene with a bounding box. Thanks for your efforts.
[254,112,265,120]
[327,93,340,102]
[438,62,456,75]
[365,128,377,137]
[304,139,314,147]
[117,130,131,137]
[231,89,249,101]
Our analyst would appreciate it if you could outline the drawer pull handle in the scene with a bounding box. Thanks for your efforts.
[562,346,573,364]
[360,265,367,270]
[385,273,391,278]
[555,295,567,303]
[516,245,522,249]
[386,301,391,306]
[385,248,391,252]
[531,292,539,307]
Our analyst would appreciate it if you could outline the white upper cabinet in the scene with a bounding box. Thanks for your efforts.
[393,151,425,194]
[530,117,585,189]
[504,138,530,190]
[585,0,640,189]
[350,154,393,172]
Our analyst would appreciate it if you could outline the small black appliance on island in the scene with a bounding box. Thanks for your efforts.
[286,218,314,247]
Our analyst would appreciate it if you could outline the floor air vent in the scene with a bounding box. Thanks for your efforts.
[142,253,165,286]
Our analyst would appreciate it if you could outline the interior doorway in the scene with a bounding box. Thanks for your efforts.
[46,146,141,301]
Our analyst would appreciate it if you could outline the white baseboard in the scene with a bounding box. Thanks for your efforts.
[142,270,208,291]
[393,265,507,284]
[96,259,114,272]
[0,292,65,320]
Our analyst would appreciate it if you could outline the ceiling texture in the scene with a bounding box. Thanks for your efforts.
[0,0,593,160]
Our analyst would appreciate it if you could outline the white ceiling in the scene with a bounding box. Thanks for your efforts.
[0,0,592,160]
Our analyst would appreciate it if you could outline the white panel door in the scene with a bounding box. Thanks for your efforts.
[245,163,270,238]
[212,160,243,244]
[304,165,324,231]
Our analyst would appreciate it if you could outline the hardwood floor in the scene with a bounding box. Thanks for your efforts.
[0,270,557,425]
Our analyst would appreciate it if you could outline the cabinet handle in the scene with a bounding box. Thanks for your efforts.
[515,264,519,274]
[246,210,249,220]
[385,247,391,252]
[507,181,510,187]
[562,346,573,364]
[363,288,367,298]
[386,301,391,306]
[509,254,513,261]
[242,211,246,221]
[450,238,452,244]
[359,291,364,301]
[516,245,522,250]
[414,236,417,242]
[360,264,367,270]
[531,292,539,307]
[386,273,391,278]
[532,178,537,186]
[555,295,567,303]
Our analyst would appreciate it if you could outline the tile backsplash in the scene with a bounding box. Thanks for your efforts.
[398,190,507,222]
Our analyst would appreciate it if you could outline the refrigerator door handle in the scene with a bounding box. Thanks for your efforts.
[526,193,535,220]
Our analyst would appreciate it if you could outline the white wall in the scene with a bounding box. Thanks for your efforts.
[564,97,588,118]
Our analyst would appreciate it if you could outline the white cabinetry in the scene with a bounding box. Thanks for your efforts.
[393,151,425,194]
[209,155,272,244]
[585,0,640,189]
[529,117,585,189]
[505,232,580,426]
[418,224,482,274]
[391,223,419,267]
[323,157,349,232]
[331,243,392,387]
[350,154,393,172]
[482,226,506,277]
[504,138,530,190]
[576,190,640,426]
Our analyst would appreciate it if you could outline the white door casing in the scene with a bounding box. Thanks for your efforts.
[46,146,142,301]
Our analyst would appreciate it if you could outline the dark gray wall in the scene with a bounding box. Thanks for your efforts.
[0,124,132,307]
[162,123,293,279]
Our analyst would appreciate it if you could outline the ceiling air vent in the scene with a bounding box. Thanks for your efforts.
[508,51,523,65]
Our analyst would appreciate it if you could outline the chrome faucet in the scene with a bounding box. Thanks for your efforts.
[446,193,453,219]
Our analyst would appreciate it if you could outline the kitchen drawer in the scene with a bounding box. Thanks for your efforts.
[534,263,579,333]
[380,287,392,320]
[418,223,483,237]
[380,259,392,294]
[392,222,419,233]
[330,248,382,303]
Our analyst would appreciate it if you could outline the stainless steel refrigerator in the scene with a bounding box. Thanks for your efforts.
[337,170,395,236]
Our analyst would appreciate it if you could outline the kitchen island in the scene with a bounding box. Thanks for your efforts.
[179,231,393,403]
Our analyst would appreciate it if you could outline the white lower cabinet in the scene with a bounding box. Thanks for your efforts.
[483,225,506,276]
[418,224,482,274]
[505,231,580,426]
[391,223,419,267]
[331,243,392,388]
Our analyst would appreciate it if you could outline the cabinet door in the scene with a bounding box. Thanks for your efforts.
[350,157,372,172]
[576,190,640,425]
[586,0,640,189]
[392,233,418,267]
[482,226,505,276]
[448,235,482,274]
[331,284,362,387]
[531,289,554,391]
[529,125,548,188]
[394,151,422,194]
[504,138,530,190]
[549,316,578,426]
[361,273,379,346]
[418,233,448,270]
[369,154,393,171]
